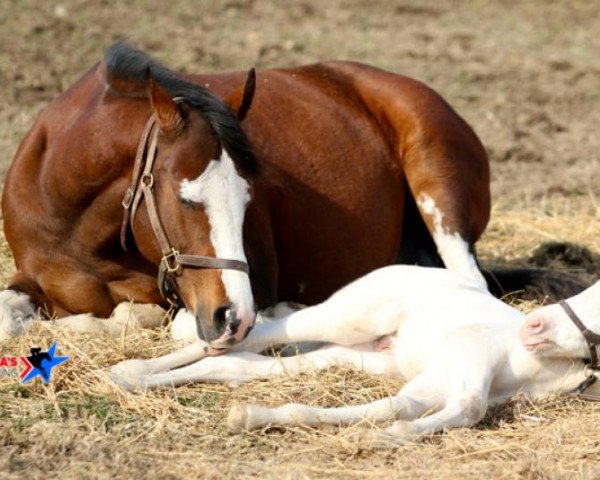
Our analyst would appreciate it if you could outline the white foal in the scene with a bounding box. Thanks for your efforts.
[110,266,600,445]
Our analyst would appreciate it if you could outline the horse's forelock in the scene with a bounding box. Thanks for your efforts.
[103,41,258,175]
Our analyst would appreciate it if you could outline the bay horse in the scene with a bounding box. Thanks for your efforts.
[110,266,600,445]
[0,42,535,349]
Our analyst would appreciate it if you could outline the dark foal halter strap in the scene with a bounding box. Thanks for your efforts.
[120,112,250,306]
[559,300,600,400]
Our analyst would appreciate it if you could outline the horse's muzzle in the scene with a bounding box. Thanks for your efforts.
[195,302,256,350]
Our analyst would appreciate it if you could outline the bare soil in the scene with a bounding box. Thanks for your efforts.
[0,1,599,478]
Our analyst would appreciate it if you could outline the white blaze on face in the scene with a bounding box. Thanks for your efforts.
[416,194,487,291]
[179,151,254,320]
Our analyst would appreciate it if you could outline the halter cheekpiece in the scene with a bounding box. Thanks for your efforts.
[559,300,600,401]
[120,106,250,307]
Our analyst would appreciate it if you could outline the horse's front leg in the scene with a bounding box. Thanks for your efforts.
[0,285,38,341]
[0,271,168,341]
[50,302,167,336]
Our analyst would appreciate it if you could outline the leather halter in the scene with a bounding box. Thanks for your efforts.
[120,112,250,307]
[559,300,600,400]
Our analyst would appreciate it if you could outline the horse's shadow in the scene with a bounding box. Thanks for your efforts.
[482,241,600,303]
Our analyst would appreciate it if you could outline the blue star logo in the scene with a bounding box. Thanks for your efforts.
[21,341,70,384]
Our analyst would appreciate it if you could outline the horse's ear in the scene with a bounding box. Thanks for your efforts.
[147,72,183,133]
[224,68,256,121]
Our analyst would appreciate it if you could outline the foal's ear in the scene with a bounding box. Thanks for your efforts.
[224,68,256,121]
[147,74,183,134]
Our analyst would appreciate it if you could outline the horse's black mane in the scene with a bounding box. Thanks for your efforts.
[105,41,257,175]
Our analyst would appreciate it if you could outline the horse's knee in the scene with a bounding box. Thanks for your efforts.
[0,289,37,341]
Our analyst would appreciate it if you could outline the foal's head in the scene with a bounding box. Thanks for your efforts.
[106,43,258,348]
[520,280,600,359]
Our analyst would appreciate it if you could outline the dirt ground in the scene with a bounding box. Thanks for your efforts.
[0,0,599,478]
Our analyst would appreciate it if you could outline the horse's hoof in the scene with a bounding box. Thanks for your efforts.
[0,290,36,342]
[0,315,33,342]
[227,404,252,432]
[109,359,150,391]
[112,302,166,330]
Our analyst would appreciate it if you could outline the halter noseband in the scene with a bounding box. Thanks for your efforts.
[559,300,600,400]
[120,111,250,307]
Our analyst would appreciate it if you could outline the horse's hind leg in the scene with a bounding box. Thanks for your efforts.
[403,151,490,290]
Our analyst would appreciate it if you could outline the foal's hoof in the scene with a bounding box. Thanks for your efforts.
[227,404,251,432]
[109,359,150,391]
[227,405,269,433]
[362,423,417,449]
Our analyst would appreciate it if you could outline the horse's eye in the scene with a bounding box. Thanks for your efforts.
[179,196,199,210]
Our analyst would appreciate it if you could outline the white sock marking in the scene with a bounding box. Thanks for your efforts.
[417,194,487,290]
[0,290,37,341]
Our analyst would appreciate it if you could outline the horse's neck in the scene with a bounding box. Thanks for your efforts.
[491,339,588,403]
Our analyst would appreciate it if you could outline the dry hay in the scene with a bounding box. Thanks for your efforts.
[1,199,600,479]
[1,0,600,478]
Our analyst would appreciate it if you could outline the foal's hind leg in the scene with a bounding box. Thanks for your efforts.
[367,389,488,447]
[228,371,441,431]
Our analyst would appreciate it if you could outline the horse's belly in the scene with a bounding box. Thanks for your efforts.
[267,144,404,303]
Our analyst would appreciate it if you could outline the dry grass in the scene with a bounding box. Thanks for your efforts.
[1,202,600,479]
[2,0,600,478]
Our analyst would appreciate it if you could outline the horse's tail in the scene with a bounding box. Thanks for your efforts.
[482,268,586,301]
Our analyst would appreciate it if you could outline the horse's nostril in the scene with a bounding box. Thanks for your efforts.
[213,303,233,333]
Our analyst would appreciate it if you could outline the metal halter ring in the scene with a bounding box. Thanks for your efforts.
[141,173,155,188]
[161,248,182,274]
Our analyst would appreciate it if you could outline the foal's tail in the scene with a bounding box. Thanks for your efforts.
[482,268,586,302]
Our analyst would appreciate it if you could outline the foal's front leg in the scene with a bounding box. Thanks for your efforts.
[110,292,401,388]
[114,344,397,391]
[110,302,307,388]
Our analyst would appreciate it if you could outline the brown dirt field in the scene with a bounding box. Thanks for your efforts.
[0,0,599,478]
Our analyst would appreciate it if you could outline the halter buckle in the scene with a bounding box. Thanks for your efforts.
[122,188,134,209]
[162,248,181,274]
